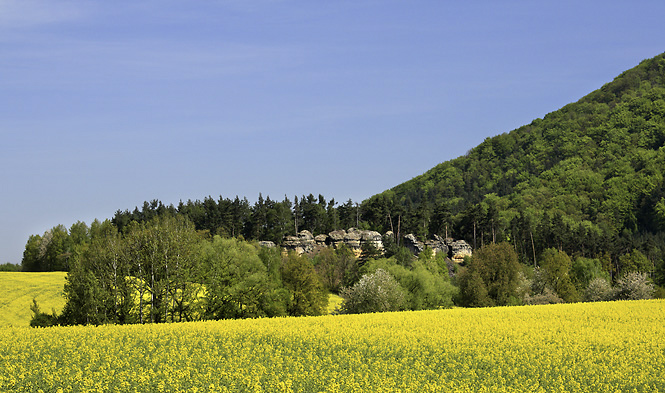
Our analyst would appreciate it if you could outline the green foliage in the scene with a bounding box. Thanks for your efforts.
[655,198,665,230]
[61,254,107,325]
[457,268,493,307]
[21,234,42,272]
[618,249,652,276]
[538,249,579,302]
[571,257,609,292]
[280,252,328,317]
[339,268,406,314]
[59,216,291,326]
[394,246,415,268]
[28,299,59,328]
[258,246,283,281]
[0,263,20,272]
[381,233,399,258]
[395,262,456,310]
[312,245,358,293]
[459,243,521,307]
[363,257,456,310]
[360,52,665,269]
[200,237,285,320]
[21,221,94,272]
[654,286,665,299]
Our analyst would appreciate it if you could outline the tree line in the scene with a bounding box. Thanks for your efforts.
[28,213,462,326]
[32,215,330,326]
[112,194,362,247]
[28,213,660,327]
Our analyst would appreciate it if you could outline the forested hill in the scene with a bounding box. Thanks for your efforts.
[362,52,665,268]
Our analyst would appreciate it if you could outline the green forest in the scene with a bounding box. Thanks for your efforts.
[21,52,665,326]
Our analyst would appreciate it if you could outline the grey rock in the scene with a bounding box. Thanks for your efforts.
[403,233,424,255]
[328,230,347,247]
[450,240,472,262]
[344,229,362,249]
[425,234,449,256]
[282,230,316,254]
[360,230,384,250]
[314,234,328,245]
[258,241,276,248]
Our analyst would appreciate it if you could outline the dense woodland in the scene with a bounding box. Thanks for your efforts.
[367,53,665,278]
[23,52,665,326]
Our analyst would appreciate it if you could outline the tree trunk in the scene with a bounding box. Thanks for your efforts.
[530,231,537,267]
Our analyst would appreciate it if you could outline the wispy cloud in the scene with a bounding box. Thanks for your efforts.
[0,0,86,28]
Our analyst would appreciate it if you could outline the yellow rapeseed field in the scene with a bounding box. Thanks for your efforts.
[0,271,67,327]
[1,299,663,392]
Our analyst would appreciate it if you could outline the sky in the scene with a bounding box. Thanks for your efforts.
[1,0,665,265]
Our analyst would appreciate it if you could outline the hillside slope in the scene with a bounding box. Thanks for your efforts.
[0,272,66,327]
[362,52,665,268]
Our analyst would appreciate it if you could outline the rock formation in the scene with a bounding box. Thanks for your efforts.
[282,228,383,257]
[424,234,449,257]
[258,241,276,248]
[282,230,316,254]
[448,239,472,262]
[403,234,424,255]
[272,228,471,262]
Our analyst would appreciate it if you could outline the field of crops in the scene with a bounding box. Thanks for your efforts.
[1,299,663,392]
[0,271,67,327]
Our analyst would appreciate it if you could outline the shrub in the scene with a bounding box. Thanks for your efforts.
[524,287,564,305]
[653,286,665,299]
[456,268,493,308]
[614,272,655,300]
[585,277,615,302]
[29,299,59,328]
[340,269,406,314]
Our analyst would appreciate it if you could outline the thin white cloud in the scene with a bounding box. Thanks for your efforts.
[0,0,86,28]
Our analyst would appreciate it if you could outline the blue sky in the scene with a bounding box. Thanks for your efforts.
[1,0,664,264]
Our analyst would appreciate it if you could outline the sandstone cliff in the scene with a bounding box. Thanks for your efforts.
[271,228,472,262]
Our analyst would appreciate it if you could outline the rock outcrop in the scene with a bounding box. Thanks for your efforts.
[449,239,472,262]
[403,234,424,255]
[357,229,383,251]
[282,228,383,256]
[272,228,471,261]
[258,241,276,248]
[282,230,316,254]
[314,234,327,246]
[400,233,453,257]
[424,234,449,257]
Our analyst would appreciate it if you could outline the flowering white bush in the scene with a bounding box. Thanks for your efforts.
[614,272,654,300]
[340,269,405,314]
[585,277,615,302]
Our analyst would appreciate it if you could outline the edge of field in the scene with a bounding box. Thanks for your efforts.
[0,271,67,327]
[0,272,346,327]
